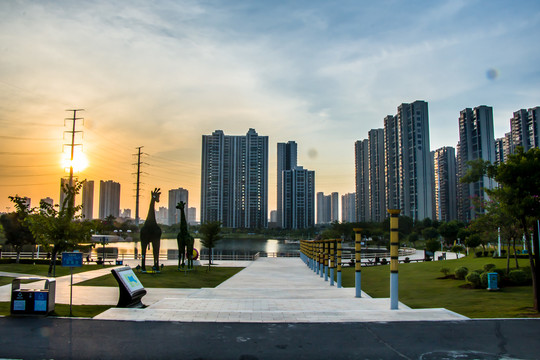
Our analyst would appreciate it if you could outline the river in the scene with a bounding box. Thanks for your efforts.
[91,238,300,259]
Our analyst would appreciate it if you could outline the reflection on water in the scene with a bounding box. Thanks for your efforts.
[91,238,300,257]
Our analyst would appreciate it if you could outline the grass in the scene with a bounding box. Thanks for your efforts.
[0,263,115,278]
[339,255,539,318]
[0,302,112,317]
[76,266,244,288]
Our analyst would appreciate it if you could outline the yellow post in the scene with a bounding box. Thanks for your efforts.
[353,228,362,297]
[324,240,329,281]
[329,240,335,286]
[337,239,342,288]
[388,209,401,309]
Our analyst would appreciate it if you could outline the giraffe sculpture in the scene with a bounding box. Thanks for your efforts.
[140,188,162,272]
[176,201,194,269]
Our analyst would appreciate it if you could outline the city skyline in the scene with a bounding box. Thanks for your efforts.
[1,1,540,216]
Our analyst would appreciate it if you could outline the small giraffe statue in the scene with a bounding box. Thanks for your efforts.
[140,188,162,272]
[176,201,194,269]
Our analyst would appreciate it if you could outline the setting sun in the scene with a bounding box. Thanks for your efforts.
[61,151,89,173]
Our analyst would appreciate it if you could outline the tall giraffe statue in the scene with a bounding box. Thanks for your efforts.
[140,188,162,272]
[176,201,194,269]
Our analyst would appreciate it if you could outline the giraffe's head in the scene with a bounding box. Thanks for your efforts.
[151,188,161,203]
[176,201,185,211]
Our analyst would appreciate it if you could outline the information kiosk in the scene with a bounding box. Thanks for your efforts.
[111,266,147,308]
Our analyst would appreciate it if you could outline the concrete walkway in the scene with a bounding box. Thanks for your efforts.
[94,257,468,323]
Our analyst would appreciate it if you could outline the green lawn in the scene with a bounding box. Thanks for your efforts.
[0,302,112,317]
[339,255,539,318]
[77,266,244,288]
[0,263,115,278]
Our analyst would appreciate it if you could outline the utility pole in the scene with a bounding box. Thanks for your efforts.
[63,109,84,208]
[133,146,144,226]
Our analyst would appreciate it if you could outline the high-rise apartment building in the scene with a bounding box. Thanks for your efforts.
[527,107,540,148]
[188,207,197,225]
[331,192,339,222]
[316,192,332,224]
[396,101,433,220]
[354,140,369,222]
[384,115,400,213]
[82,180,94,220]
[368,128,386,222]
[277,141,298,228]
[341,193,356,223]
[168,187,189,225]
[433,147,457,222]
[156,206,168,224]
[282,166,315,229]
[511,109,530,152]
[457,106,496,222]
[201,129,268,228]
[99,180,120,219]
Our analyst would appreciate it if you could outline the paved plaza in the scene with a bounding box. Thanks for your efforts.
[2,256,467,322]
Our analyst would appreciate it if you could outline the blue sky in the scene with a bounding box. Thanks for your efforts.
[1,0,539,217]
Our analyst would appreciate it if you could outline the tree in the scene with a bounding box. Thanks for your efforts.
[0,195,35,263]
[407,232,419,247]
[199,221,222,270]
[425,238,440,255]
[422,227,439,241]
[438,220,464,246]
[463,148,540,311]
[26,181,92,276]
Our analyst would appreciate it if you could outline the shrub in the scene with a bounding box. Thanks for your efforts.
[466,272,482,288]
[440,267,450,277]
[455,267,469,280]
[404,257,410,263]
[483,263,496,272]
[380,258,388,265]
[475,251,483,257]
[501,250,507,256]
[480,272,489,288]
[509,269,528,285]
[483,251,489,257]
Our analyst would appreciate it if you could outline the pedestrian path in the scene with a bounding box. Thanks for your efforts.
[94,257,468,323]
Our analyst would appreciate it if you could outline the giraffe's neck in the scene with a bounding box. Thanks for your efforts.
[147,199,156,224]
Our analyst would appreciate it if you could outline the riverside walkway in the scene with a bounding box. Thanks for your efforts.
[94,257,467,322]
[1,257,467,322]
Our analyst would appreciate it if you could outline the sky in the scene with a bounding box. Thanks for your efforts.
[1,0,539,220]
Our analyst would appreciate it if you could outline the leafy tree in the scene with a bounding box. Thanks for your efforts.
[199,221,223,270]
[464,233,482,250]
[26,181,92,276]
[0,195,35,263]
[438,220,464,245]
[407,232,419,247]
[425,238,440,254]
[422,227,439,241]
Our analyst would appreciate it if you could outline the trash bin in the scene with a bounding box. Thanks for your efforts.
[487,272,499,291]
[11,277,56,315]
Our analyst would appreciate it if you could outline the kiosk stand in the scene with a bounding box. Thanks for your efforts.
[111,266,147,308]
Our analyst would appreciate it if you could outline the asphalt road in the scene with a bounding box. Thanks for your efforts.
[0,318,539,360]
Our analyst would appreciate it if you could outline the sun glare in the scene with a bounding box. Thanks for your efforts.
[62,151,89,172]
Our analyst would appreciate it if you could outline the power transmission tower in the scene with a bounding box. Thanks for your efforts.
[63,109,84,208]
[133,146,145,225]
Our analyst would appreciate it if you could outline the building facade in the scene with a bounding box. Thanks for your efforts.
[282,166,315,229]
[433,147,457,222]
[168,187,189,225]
[457,106,496,222]
[201,129,268,228]
[368,128,386,222]
[99,180,120,219]
[82,180,94,220]
[354,139,369,222]
[277,141,298,228]
[341,192,356,223]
